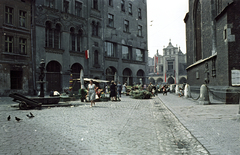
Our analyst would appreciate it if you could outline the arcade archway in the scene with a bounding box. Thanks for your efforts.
[46,61,62,92]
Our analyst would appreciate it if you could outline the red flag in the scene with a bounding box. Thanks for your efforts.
[85,50,89,59]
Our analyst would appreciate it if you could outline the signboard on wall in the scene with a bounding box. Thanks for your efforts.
[231,70,240,86]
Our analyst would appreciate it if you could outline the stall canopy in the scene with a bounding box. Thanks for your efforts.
[73,78,109,83]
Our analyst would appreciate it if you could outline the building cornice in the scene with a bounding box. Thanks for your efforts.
[186,53,217,70]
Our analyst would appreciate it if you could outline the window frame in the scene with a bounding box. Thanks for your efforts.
[75,1,82,17]
[109,0,113,6]
[19,10,26,27]
[138,8,142,19]
[93,0,98,10]
[19,38,27,55]
[108,14,114,27]
[121,0,125,12]
[138,25,142,37]
[5,6,13,25]
[122,45,132,60]
[105,42,116,57]
[5,35,13,53]
[124,20,129,32]
[128,3,132,15]
[136,49,144,61]
[63,0,69,13]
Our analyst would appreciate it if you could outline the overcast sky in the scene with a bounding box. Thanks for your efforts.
[147,0,189,57]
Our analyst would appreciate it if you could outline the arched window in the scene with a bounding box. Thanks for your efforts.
[54,24,61,49]
[77,29,83,52]
[194,0,202,61]
[45,21,53,47]
[92,21,99,36]
[94,50,99,65]
[70,27,75,51]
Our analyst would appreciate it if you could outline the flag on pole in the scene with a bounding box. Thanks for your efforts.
[85,50,89,59]
[165,71,167,82]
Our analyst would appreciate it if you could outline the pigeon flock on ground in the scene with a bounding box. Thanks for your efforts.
[7,112,35,122]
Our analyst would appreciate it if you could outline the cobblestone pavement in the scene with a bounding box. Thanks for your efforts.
[0,96,208,155]
[158,93,240,155]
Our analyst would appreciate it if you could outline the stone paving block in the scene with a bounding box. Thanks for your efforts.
[0,96,210,154]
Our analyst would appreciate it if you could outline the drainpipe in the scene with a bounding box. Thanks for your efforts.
[31,0,36,95]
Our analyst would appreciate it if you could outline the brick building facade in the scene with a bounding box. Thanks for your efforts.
[185,0,240,103]
[0,0,33,96]
[32,0,148,94]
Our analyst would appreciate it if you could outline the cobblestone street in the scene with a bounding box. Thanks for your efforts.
[0,96,208,155]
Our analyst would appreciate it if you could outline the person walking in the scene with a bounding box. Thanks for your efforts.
[122,83,126,94]
[117,82,122,97]
[110,81,117,101]
[88,80,96,107]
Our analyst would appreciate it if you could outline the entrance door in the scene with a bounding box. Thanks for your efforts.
[46,61,62,92]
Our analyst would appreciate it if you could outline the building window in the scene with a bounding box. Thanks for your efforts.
[45,21,53,47]
[64,0,69,13]
[128,3,132,15]
[194,0,202,61]
[122,45,132,60]
[19,10,26,27]
[109,0,113,6]
[121,0,125,12]
[75,1,82,17]
[94,50,99,65]
[138,8,142,19]
[93,0,98,10]
[11,70,22,89]
[108,14,114,27]
[19,38,27,54]
[5,36,13,53]
[217,0,222,14]
[138,25,142,37]
[5,6,13,24]
[124,20,129,32]
[77,29,83,52]
[70,27,75,51]
[92,21,99,36]
[168,61,173,70]
[105,42,116,57]
[54,24,61,49]
[136,49,143,61]
[46,0,54,8]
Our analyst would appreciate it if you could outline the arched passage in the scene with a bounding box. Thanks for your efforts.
[46,61,62,92]
[156,78,163,84]
[179,77,187,84]
[137,69,145,85]
[149,78,155,85]
[106,66,117,82]
[167,77,174,84]
[123,68,132,85]
[71,63,83,92]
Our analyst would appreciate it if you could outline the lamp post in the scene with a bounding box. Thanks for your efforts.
[39,59,45,97]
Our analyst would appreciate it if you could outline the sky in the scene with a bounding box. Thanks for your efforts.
[147,0,189,57]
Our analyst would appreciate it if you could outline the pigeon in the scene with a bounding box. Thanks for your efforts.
[15,117,22,122]
[26,114,34,118]
[7,115,11,121]
[30,112,34,117]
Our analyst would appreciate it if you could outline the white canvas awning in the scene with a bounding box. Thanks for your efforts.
[73,78,109,83]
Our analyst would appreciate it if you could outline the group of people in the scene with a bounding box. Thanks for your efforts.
[87,80,127,107]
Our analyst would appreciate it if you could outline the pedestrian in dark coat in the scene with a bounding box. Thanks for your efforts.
[110,81,117,101]
[117,82,122,97]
